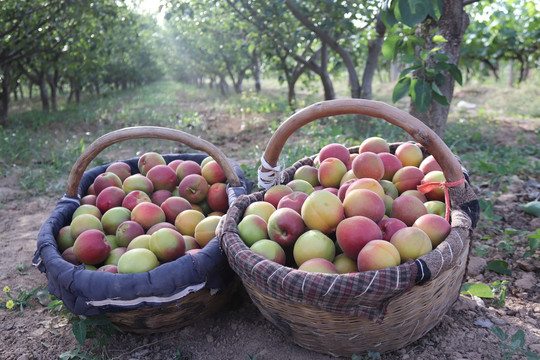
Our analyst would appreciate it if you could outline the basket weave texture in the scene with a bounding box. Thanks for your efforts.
[35,127,253,333]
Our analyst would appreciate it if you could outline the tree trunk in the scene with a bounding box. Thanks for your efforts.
[46,70,58,112]
[38,75,50,112]
[0,64,10,127]
[252,49,262,93]
[28,81,33,99]
[219,75,230,96]
[409,0,469,138]
[390,61,402,82]
[94,81,100,97]
[507,60,514,87]
[319,43,335,100]
[361,15,386,100]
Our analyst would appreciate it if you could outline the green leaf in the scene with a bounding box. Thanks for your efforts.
[519,201,540,217]
[448,63,463,85]
[460,283,494,298]
[432,35,447,44]
[420,49,430,61]
[411,78,432,112]
[395,0,429,27]
[400,54,421,64]
[486,260,512,275]
[382,35,401,60]
[510,330,525,349]
[433,53,450,61]
[399,64,422,78]
[392,76,411,103]
[432,92,450,106]
[431,82,444,96]
[72,320,87,347]
[427,0,443,20]
[491,326,508,341]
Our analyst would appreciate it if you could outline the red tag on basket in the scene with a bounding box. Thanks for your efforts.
[417,177,466,222]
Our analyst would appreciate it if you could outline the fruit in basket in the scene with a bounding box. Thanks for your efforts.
[146,165,178,192]
[178,174,209,204]
[138,152,166,176]
[73,229,111,265]
[351,152,384,180]
[424,200,446,217]
[359,136,390,154]
[277,191,308,214]
[390,227,432,262]
[378,153,403,181]
[207,182,228,212]
[333,253,358,274]
[237,214,268,247]
[101,207,131,235]
[105,235,118,249]
[122,190,151,211]
[343,189,386,222]
[336,216,382,259]
[401,189,427,203]
[122,174,154,195]
[318,143,350,165]
[96,186,126,213]
[70,213,104,239]
[345,178,385,199]
[293,230,335,267]
[392,166,424,194]
[176,160,202,180]
[380,180,399,199]
[357,240,401,271]
[57,226,74,252]
[383,194,393,216]
[131,202,165,231]
[72,204,102,220]
[318,157,347,188]
[413,214,451,248]
[150,189,172,206]
[419,155,442,174]
[394,142,423,167]
[244,201,276,222]
[149,228,186,262]
[115,220,145,247]
[106,161,132,182]
[81,194,97,206]
[175,209,205,236]
[420,170,446,201]
[127,234,151,250]
[264,185,293,208]
[161,196,192,223]
[98,264,118,273]
[93,172,123,195]
[201,160,226,184]
[250,239,286,265]
[286,179,314,195]
[293,165,320,187]
[147,222,177,235]
[390,195,428,226]
[167,159,184,172]
[117,248,160,273]
[194,215,222,247]
[267,208,305,247]
[104,247,127,266]
[301,190,344,234]
[378,218,407,242]
[298,258,339,274]
[339,169,356,186]
[183,235,200,251]
[61,247,81,265]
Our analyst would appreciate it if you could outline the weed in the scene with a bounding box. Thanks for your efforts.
[1,285,44,313]
[460,280,509,307]
[524,229,540,260]
[497,228,530,255]
[491,326,540,360]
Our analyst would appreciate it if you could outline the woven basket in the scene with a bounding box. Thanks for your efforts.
[218,99,479,356]
[35,126,251,333]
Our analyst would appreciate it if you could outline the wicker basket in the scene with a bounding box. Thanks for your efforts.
[35,126,251,333]
[218,99,479,356]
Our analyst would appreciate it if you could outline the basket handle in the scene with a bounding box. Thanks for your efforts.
[261,99,464,185]
[66,126,241,197]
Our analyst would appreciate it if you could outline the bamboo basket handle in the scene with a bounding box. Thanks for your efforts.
[261,99,464,185]
[65,126,241,197]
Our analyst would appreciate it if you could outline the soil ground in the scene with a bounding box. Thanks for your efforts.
[0,88,539,360]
